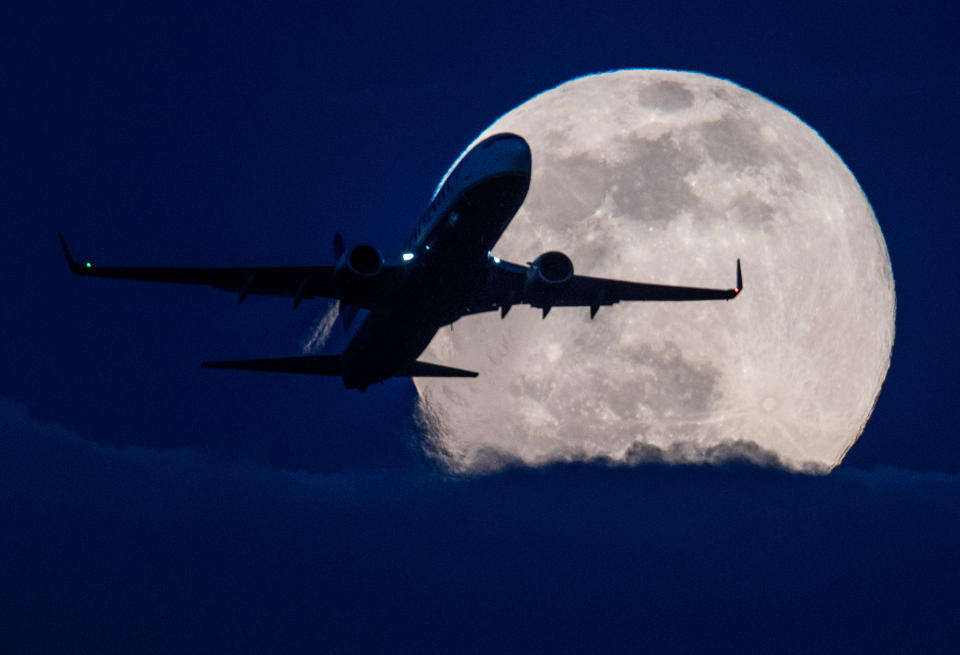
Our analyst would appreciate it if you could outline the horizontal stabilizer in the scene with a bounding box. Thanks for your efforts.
[202,354,342,375]
[202,354,478,380]
[398,360,479,378]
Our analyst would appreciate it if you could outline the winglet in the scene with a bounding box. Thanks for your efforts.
[57,233,85,274]
[735,258,742,295]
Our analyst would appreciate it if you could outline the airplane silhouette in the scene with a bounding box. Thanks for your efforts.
[59,133,741,390]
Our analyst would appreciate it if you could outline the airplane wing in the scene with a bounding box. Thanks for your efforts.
[57,233,401,307]
[467,257,742,318]
[557,259,742,304]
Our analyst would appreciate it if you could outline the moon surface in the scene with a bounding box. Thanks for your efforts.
[414,70,895,474]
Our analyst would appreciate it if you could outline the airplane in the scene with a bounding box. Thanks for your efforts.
[59,133,742,391]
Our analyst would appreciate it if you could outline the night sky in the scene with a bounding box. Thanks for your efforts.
[4,2,959,653]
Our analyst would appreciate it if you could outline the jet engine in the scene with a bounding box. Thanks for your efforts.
[334,244,383,295]
[523,251,573,311]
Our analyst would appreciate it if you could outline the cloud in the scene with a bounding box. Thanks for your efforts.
[622,437,830,473]
[2,396,958,654]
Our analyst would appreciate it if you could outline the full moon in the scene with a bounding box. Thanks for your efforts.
[414,70,895,474]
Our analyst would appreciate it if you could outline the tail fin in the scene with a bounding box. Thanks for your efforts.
[332,233,358,331]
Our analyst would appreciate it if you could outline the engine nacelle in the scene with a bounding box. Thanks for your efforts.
[334,244,383,294]
[523,251,574,307]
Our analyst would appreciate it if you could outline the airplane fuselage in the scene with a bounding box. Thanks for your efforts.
[341,134,532,389]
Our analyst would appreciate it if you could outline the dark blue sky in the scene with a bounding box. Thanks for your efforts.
[3,2,959,652]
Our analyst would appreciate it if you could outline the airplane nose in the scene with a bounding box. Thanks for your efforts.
[479,133,531,176]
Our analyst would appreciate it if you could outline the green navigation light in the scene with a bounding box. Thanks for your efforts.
[85,262,92,268]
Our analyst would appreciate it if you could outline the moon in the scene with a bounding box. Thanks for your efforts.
[414,70,895,474]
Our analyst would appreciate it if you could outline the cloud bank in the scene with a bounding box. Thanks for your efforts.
[2,396,957,654]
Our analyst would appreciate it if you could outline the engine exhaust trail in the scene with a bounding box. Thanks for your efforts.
[302,300,339,353]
